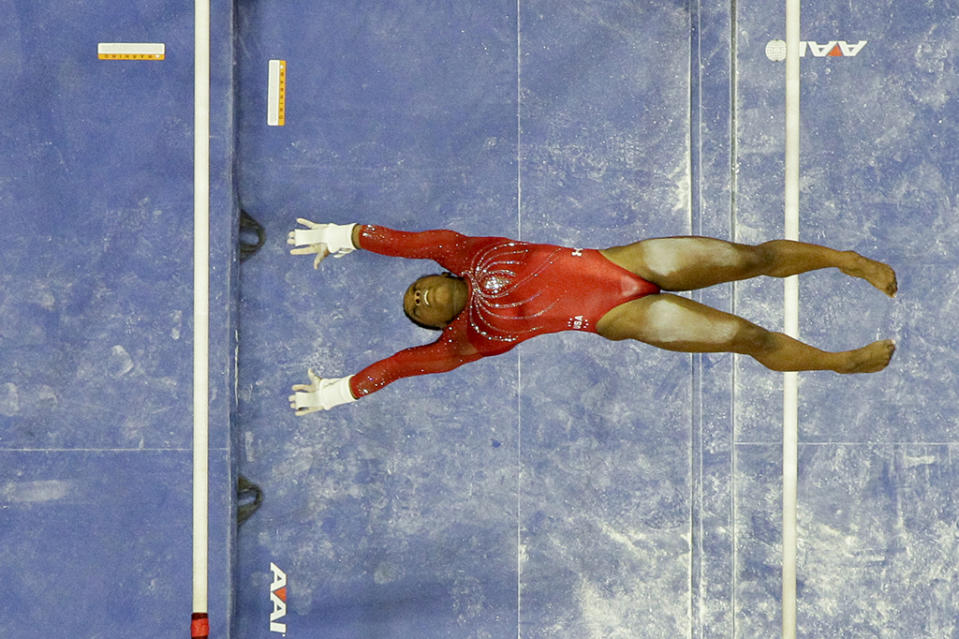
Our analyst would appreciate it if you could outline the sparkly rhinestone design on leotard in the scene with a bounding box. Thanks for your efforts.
[464,241,569,343]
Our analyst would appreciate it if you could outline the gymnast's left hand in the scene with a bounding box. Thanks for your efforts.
[289,368,325,415]
[289,369,357,415]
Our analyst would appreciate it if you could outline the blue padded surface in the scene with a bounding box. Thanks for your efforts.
[234,2,696,637]
[5,0,954,636]
[731,1,959,636]
[234,1,959,637]
[0,0,237,636]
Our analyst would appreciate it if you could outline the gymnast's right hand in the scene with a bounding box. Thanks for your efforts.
[288,219,357,269]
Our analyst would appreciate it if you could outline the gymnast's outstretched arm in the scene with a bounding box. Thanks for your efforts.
[289,220,498,273]
[289,333,481,415]
[287,220,486,414]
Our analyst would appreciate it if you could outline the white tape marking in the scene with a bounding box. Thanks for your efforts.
[268,60,287,127]
[98,42,165,60]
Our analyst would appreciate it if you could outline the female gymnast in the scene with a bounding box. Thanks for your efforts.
[286,220,897,415]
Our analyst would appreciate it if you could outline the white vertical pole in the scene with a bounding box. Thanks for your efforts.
[193,0,211,633]
[783,0,801,637]
[516,3,524,638]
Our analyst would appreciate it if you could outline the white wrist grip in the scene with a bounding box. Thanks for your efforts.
[294,375,356,411]
[293,223,357,257]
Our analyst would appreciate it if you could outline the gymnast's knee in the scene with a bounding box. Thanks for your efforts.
[732,322,776,355]
[743,242,777,273]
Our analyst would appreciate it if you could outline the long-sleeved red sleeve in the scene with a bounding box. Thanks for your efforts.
[355,225,499,273]
[349,330,482,398]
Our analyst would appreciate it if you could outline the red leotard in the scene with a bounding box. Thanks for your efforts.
[349,225,660,397]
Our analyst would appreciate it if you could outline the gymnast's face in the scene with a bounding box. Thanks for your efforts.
[404,275,467,329]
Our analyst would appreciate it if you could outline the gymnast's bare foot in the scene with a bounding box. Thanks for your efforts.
[836,339,896,374]
[841,252,898,297]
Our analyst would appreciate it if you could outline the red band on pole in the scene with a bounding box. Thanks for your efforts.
[191,612,210,638]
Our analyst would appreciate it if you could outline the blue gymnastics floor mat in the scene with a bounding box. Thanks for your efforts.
[233,1,959,638]
[0,1,236,637]
[2,1,958,637]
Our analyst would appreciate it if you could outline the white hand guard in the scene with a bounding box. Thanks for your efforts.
[291,221,357,258]
[290,371,356,415]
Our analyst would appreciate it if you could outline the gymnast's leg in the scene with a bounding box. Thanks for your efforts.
[600,237,897,295]
[595,294,895,373]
